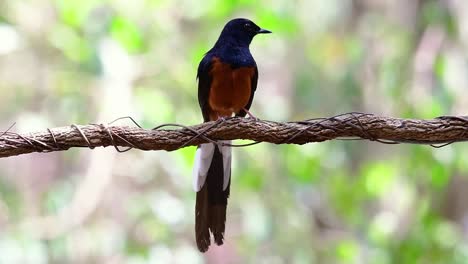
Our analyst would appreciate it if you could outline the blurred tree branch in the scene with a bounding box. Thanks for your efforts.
[1,113,468,158]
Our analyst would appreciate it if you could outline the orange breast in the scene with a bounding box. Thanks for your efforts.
[208,57,255,121]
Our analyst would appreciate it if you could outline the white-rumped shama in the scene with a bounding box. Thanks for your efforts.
[192,18,271,252]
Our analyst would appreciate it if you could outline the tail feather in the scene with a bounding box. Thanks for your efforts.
[195,183,210,252]
[211,205,225,245]
[220,142,232,191]
[192,143,215,192]
[194,143,231,252]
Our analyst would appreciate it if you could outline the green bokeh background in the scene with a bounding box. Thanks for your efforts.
[1,0,468,263]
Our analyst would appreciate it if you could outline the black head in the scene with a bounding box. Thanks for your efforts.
[215,18,271,47]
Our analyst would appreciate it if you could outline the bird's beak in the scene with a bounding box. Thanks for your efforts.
[257,28,272,34]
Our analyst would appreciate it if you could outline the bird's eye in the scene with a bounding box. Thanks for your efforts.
[244,23,251,28]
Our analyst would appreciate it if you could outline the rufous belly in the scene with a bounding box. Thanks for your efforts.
[208,57,254,121]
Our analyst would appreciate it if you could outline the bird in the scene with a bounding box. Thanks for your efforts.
[192,18,271,252]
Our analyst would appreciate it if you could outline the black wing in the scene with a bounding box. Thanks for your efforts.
[236,66,258,117]
[197,53,214,122]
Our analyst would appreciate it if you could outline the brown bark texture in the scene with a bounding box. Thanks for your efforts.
[1,113,467,158]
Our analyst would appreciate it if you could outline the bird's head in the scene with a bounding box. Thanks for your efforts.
[217,18,271,47]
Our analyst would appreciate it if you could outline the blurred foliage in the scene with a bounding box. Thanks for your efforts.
[1,0,468,263]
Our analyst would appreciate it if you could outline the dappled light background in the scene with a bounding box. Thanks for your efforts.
[1,0,468,263]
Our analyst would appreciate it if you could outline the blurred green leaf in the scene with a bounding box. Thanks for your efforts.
[362,162,397,197]
[430,163,450,189]
[336,240,358,263]
[284,146,320,184]
[135,87,174,126]
[55,0,99,28]
[110,16,145,53]
[48,24,92,62]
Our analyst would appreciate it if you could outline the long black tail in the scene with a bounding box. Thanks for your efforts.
[195,145,231,252]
